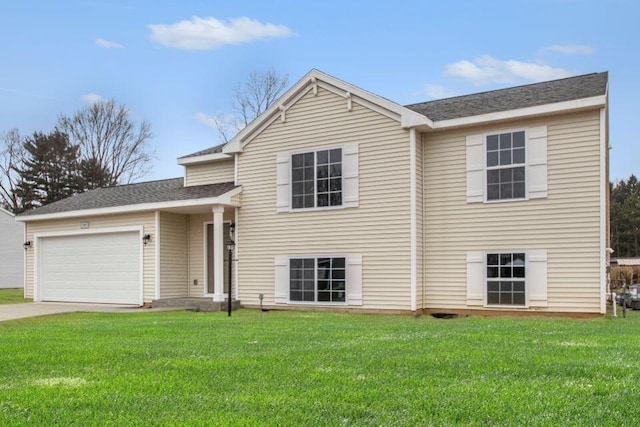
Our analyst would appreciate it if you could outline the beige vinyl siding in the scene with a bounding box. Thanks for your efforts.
[184,159,234,186]
[237,87,412,310]
[24,212,155,303]
[159,212,188,298]
[415,133,424,309]
[423,109,602,313]
[187,210,236,297]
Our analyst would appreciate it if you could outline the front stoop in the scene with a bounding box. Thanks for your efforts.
[151,297,241,312]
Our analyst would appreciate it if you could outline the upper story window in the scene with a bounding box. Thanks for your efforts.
[486,131,525,201]
[291,148,342,209]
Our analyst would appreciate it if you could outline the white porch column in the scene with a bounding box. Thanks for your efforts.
[212,205,225,302]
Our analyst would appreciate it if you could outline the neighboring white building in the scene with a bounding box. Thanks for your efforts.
[0,207,24,289]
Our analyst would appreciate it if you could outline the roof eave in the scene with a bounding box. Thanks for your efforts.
[177,152,233,166]
[430,95,607,130]
[16,186,242,222]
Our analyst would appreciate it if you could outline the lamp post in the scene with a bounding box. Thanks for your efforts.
[225,238,235,317]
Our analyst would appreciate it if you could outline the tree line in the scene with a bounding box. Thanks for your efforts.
[0,99,153,213]
[611,175,640,257]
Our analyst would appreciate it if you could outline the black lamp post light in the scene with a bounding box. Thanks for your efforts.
[225,238,235,317]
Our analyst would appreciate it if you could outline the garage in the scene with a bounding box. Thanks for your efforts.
[38,231,141,304]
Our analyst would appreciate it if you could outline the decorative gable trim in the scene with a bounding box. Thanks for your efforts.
[223,69,430,154]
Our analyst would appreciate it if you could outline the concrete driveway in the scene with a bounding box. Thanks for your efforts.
[0,302,175,322]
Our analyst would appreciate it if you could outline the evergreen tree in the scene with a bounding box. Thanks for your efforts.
[15,130,81,211]
[78,157,111,190]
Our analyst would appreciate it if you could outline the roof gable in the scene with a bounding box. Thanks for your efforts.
[219,69,429,154]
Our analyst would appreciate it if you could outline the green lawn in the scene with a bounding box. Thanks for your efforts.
[1,309,640,426]
[0,288,30,304]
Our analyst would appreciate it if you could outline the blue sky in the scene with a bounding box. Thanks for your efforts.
[0,0,636,181]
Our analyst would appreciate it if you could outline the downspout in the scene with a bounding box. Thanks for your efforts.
[23,221,27,299]
[421,132,426,312]
[410,128,417,312]
[186,215,191,296]
[599,104,608,314]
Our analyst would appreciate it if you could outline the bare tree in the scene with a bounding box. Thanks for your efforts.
[0,128,25,212]
[58,99,153,188]
[214,69,289,142]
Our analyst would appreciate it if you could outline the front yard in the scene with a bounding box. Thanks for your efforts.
[1,309,639,426]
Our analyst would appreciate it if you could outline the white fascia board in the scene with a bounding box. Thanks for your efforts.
[432,95,606,130]
[401,111,433,129]
[222,69,427,153]
[177,152,232,166]
[16,186,243,222]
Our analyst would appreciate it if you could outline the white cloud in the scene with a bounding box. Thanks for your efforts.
[148,16,295,50]
[95,38,124,49]
[81,93,105,104]
[539,44,595,55]
[194,112,219,128]
[194,112,239,130]
[445,55,572,85]
[420,84,458,100]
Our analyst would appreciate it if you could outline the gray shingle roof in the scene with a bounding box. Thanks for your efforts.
[405,72,608,121]
[20,178,237,217]
[179,143,225,159]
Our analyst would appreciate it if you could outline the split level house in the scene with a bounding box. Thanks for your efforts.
[17,69,610,315]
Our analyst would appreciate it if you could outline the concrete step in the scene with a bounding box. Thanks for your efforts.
[151,297,241,312]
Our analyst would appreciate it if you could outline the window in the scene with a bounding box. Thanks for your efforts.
[290,257,346,303]
[486,131,525,201]
[291,148,342,209]
[487,253,525,306]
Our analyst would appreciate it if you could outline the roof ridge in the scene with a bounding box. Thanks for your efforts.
[102,177,183,189]
[405,71,608,107]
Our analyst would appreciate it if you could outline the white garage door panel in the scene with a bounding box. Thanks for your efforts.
[39,231,141,304]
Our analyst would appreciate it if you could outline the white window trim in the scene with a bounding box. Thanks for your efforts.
[289,146,345,212]
[287,254,349,305]
[483,128,529,204]
[483,250,529,309]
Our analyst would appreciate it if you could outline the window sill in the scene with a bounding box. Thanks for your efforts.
[287,301,349,306]
[286,205,348,213]
[484,197,528,204]
[483,304,529,310]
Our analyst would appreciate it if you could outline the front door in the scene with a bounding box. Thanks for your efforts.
[206,222,230,295]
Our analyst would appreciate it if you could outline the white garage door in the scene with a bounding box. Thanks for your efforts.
[39,231,141,304]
